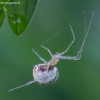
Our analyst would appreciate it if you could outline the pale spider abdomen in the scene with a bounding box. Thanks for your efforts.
[33,64,59,85]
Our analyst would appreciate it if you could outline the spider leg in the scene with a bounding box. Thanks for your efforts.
[32,48,47,63]
[8,80,35,92]
[41,45,53,57]
[61,25,75,55]
[60,10,95,60]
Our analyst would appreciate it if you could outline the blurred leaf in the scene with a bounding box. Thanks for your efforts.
[0,8,5,28]
[0,0,8,28]
[0,0,38,35]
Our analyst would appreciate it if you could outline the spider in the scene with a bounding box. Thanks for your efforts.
[8,10,94,92]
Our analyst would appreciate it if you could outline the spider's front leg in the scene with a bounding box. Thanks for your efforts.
[41,45,53,57]
[61,25,75,55]
[60,10,95,60]
[60,37,88,60]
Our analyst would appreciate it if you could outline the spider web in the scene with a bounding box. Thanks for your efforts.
[20,3,90,46]
[0,1,94,93]
[4,3,90,66]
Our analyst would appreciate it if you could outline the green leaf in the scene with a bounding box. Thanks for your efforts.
[8,14,28,35]
[0,0,8,28]
[0,8,5,28]
[0,0,38,36]
[0,0,10,28]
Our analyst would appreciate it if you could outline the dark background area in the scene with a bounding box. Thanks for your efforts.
[0,0,100,100]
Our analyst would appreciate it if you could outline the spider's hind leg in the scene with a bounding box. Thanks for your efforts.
[8,80,35,92]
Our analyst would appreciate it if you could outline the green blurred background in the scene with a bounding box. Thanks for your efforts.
[0,0,100,100]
